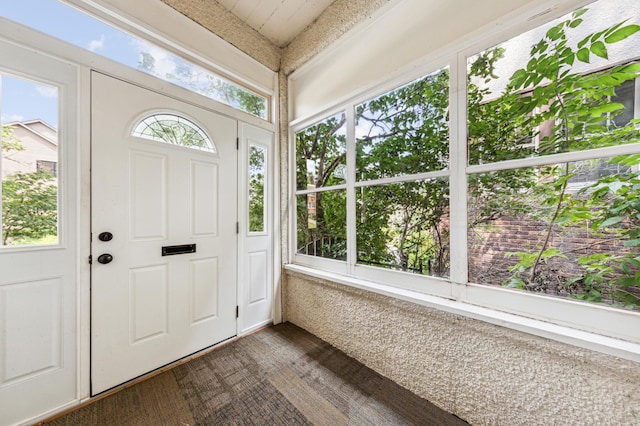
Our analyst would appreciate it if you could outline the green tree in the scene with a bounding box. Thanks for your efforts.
[356,71,450,275]
[2,170,58,245]
[138,52,266,118]
[249,145,266,232]
[2,125,25,156]
[294,6,640,308]
[470,9,640,308]
[295,114,347,259]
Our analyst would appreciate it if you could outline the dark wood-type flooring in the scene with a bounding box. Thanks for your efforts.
[45,323,467,425]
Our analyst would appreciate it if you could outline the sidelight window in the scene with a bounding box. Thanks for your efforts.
[1,74,59,247]
[248,144,267,233]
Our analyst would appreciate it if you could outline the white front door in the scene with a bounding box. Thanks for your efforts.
[0,41,79,425]
[91,72,238,394]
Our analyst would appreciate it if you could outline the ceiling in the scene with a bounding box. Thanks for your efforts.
[216,0,337,48]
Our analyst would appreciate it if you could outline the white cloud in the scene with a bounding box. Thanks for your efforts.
[36,86,58,98]
[88,35,105,52]
[1,113,25,123]
[132,39,177,78]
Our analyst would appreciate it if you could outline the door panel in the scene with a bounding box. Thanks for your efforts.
[238,123,274,334]
[0,41,78,426]
[91,72,237,395]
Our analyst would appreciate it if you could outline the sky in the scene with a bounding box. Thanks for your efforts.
[0,0,150,129]
[0,0,268,129]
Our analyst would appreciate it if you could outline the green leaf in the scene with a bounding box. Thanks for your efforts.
[577,48,590,63]
[590,41,608,59]
[546,25,564,41]
[566,276,583,286]
[621,262,631,275]
[600,216,624,227]
[504,277,525,289]
[572,8,588,19]
[615,64,640,77]
[577,35,591,49]
[604,24,640,43]
[624,239,640,248]
[618,277,640,287]
[589,102,624,118]
[569,18,583,28]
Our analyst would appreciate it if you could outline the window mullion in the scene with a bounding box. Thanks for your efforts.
[346,104,357,274]
[448,54,468,288]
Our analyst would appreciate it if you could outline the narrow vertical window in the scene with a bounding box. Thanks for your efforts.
[1,74,59,246]
[248,144,266,233]
[355,68,450,277]
[295,113,347,260]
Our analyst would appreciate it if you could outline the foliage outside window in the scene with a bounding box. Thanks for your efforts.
[0,0,269,120]
[467,6,640,310]
[355,69,450,276]
[296,113,347,260]
[356,178,450,276]
[295,70,451,276]
[293,0,640,316]
[249,144,266,233]
[1,75,59,247]
[138,53,268,120]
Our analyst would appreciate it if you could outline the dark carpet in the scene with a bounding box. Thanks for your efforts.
[45,323,467,425]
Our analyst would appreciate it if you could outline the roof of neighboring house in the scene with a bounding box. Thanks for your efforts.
[4,119,58,146]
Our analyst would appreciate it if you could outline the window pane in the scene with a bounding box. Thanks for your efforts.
[357,178,450,277]
[296,190,346,260]
[356,68,449,181]
[467,0,640,165]
[296,113,347,191]
[468,156,640,310]
[0,0,268,119]
[132,114,215,152]
[612,80,636,129]
[1,74,58,247]
[248,144,266,233]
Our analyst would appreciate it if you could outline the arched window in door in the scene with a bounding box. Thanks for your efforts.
[132,113,216,152]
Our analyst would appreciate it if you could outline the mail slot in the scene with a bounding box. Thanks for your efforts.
[162,244,196,256]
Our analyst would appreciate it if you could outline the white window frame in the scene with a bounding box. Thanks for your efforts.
[288,0,640,361]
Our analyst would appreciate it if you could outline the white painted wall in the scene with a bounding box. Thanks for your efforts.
[289,0,593,121]
[476,0,640,97]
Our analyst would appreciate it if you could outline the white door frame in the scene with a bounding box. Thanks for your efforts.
[0,15,279,425]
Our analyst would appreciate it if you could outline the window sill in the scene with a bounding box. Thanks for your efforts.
[284,264,640,364]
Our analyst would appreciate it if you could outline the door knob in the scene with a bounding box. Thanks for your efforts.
[97,253,113,264]
[98,232,113,241]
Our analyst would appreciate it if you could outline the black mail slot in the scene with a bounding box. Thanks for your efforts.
[162,244,196,256]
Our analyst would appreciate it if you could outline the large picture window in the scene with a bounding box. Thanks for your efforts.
[466,4,640,311]
[291,0,640,344]
[355,69,450,276]
[295,69,451,277]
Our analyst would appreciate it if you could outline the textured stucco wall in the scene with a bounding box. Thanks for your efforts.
[160,0,281,71]
[284,271,640,425]
[160,0,387,75]
[280,0,391,75]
